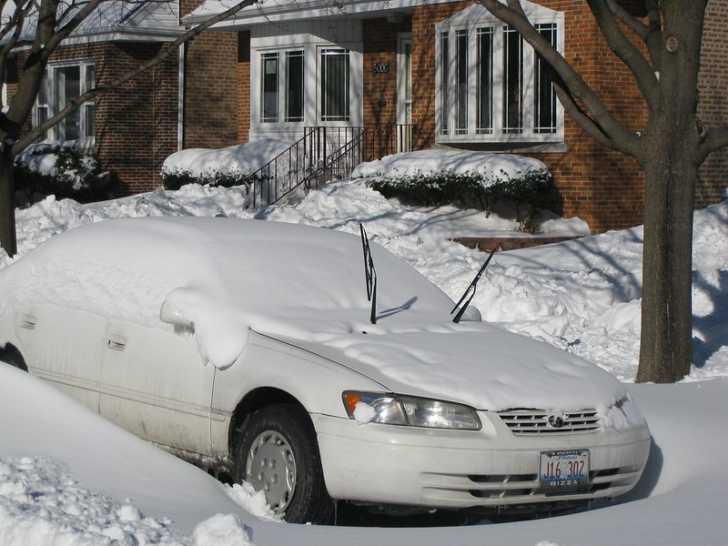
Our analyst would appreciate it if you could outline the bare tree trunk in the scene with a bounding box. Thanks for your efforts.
[0,149,16,257]
[637,132,697,383]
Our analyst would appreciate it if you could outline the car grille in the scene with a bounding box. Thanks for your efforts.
[498,409,600,435]
[421,466,641,504]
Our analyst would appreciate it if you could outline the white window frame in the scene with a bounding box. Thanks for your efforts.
[32,59,96,146]
[435,2,565,144]
[249,23,363,137]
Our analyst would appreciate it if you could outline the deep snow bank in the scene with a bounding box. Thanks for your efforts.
[1,181,726,381]
[0,364,267,545]
[2,360,726,546]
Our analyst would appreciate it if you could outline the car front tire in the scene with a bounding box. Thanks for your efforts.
[233,404,334,524]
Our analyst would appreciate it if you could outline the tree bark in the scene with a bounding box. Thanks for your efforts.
[0,149,17,257]
[637,143,697,383]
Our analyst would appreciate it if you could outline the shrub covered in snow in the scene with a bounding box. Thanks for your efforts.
[161,139,292,190]
[14,144,115,205]
[354,149,558,229]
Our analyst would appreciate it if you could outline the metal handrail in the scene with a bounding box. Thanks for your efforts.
[244,124,417,209]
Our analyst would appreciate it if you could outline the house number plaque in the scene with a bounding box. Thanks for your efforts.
[373,62,389,74]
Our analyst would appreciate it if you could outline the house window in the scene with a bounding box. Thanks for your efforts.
[320,48,350,122]
[32,60,95,143]
[503,26,523,134]
[439,32,449,136]
[259,49,305,124]
[286,51,304,122]
[261,52,279,122]
[436,4,563,143]
[535,23,558,134]
[477,28,494,134]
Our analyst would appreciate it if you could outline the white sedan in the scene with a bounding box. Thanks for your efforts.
[0,218,650,524]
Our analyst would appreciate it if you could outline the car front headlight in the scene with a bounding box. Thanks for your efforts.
[342,391,481,430]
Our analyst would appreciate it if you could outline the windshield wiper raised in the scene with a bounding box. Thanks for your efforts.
[359,224,377,325]
[451,249,496,324]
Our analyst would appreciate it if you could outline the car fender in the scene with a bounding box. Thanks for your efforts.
[210,329,387,458]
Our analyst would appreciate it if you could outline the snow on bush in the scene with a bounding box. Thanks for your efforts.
[161,139,291,189]
[14,143,113,205]
[352,150,555,229]
[352,149,549,182]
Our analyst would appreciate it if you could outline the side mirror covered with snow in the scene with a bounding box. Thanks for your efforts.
[160,299,194,331]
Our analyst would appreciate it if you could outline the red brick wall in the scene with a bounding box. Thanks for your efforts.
[181,0,241,149]
[362,17,412,158]
[411,0,648,232]
[237,32,251,144]
[12,42,178,195]
[698,0,728,206]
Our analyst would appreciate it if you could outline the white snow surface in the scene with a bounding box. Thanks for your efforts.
[161,139,291,179]
[1,179,726,381]
[2,361,727,546]
[351,148,549,187]
[0,365,266,546]
[1,178,728,544]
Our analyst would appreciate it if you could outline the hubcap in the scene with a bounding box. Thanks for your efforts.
[245,430,297,513]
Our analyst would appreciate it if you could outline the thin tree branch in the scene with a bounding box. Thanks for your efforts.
[552,83,613,150]
[606,0,648,39]
[698,126,728,163]
[479,0,641,157]
[13,0,259,153]
[586,0,659,110]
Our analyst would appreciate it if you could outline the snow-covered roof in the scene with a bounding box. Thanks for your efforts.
[185,0,452,28]
[4,0,180,46]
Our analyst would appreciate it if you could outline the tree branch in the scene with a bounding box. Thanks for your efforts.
[552,83,613,150]
[13,0,259,153]
[698,126,728,163]
[606,0,648,39]
[479,0,641,157]
[586,0,659,110]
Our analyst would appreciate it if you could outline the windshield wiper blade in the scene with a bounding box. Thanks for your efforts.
[360,224,377,325]
[451,249,496,324]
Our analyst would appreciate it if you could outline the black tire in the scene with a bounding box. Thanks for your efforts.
[232,404,334,524]
[0,344,27,372]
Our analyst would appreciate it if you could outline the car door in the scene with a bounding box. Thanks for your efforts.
[98,318,215,455]
[13,303,105,413]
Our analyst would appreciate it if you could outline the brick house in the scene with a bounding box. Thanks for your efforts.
[181,0,728,231]
[14,0,728,231]
[10,2,182,195]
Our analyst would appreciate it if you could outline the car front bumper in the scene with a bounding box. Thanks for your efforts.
[312,411,651,508]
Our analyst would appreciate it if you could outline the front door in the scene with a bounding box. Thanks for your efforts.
[396,33,413,153]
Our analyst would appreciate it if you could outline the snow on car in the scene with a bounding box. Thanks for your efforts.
[0,217,650,523]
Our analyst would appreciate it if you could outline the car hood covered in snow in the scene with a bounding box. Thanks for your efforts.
[264,321,630,416]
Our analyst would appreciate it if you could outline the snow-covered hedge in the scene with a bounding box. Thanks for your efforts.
[354,150,557,227]
[14,143,115,205]
[161,139,291,190]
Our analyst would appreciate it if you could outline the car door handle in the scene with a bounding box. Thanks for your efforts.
[19,314,38,330]
[106,334,127,351]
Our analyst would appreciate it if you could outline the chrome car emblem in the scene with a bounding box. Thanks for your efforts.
[547,413,565,428]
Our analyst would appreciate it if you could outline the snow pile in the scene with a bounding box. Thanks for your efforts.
[161,139,291,180]
[0,364,268,545]
[1,179,725,381]
[352,149,549,187]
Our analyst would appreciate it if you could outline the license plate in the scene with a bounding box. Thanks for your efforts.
[539,449,590,495]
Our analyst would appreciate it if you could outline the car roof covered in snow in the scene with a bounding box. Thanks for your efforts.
[0,217,456,364]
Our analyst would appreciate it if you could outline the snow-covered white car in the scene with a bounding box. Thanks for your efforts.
[0,218,650,523]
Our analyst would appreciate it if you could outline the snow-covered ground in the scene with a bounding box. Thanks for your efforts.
[2,360,727,546]
[1,177,727,545]
[5,179,725,381]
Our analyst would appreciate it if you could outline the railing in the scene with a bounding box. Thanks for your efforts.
[245,124,417,209]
